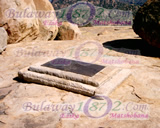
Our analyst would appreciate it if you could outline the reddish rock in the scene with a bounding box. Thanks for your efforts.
[133,0,160,48]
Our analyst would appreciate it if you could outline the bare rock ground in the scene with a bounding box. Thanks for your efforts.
[0,26,160,128]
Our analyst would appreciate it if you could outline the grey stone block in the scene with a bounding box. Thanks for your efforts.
[0,27,8,53]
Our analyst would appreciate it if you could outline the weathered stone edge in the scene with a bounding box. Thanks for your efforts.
[18,68,96,96]
[96,69,131,96]
[29,65,99,87]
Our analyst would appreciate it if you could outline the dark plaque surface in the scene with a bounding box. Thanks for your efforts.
[42,58,105,77]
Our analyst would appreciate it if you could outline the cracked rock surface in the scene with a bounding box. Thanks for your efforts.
[0,26,160,128]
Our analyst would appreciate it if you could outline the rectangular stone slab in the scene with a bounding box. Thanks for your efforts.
[42,58,105,77]
[18,58,131,96]
[28,58,120,87]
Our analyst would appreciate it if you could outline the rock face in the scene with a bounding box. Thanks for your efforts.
[133,0,160,48]
[0,0,58,44]
[56,22,81,40]
[0,27,8,53]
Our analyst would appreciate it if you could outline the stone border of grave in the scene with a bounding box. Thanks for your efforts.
[18,58,131,96]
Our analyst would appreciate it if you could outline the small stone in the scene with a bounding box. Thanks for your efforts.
[56,21,81,40]
[97,30,109,36]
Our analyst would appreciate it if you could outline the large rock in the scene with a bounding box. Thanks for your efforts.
[133,0,160,48]
[56,22,81,40]
[0,27,8,53]
[0,0,58,44]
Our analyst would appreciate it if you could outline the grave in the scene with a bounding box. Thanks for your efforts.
[18,58,131,96]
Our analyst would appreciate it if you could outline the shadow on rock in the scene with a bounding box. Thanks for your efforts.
[103,39,160,57]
